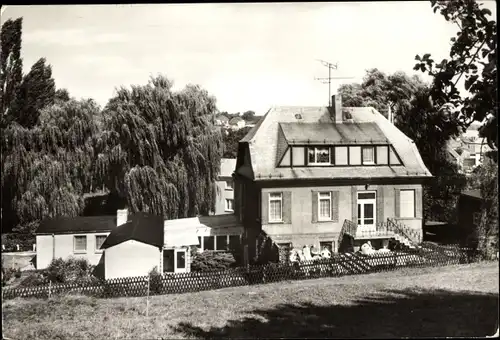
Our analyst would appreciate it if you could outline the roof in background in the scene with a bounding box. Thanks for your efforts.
[37,215,116,234]
[461,189,482,200]
[280,122,389,144]
[215,114,229,122]
[229,116,244,124]
[238,105,432,181]
[220,158,236,178]
[101,212,164,249]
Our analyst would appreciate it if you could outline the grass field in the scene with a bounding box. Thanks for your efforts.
[2,262,499,339]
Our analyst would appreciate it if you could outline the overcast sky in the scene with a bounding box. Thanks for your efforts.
[2,2,497,115]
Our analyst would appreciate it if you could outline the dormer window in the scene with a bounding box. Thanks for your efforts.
[308,147,331,165]
[362,146,375,165]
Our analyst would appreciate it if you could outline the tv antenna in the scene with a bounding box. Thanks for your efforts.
[314,59,354,106]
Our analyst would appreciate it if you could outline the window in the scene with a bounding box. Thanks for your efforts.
[198,236,202,250]
[74,235,87,253]
[320,241,333,253]
[176,250,186,269]
[400,190,415,218]
[203,236,215,250]
[225,180,233,190]
[216,235,228,250]
[308,147,331,165]
[376,146,388,164]
[335,146,348,165]
[229,235,241,250]
[362,147,375,164]
[473,212,481,226]
[292,147,305,166]
[349,146,361,165]
[95,235,107,252]
[318,192,332,221]
[269,192,283,222]
[225,199,234,212]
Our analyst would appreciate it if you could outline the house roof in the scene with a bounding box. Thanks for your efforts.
[279,122,389,145]
[229,117,244,125]
[220,158,236,178]
[461,189,482,200]
[37,215,116,235]
[199,214,243,229]
[101,212,164,249]
[215,114,229,122]
[238,105,432,181]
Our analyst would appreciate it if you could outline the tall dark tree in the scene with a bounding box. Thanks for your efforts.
[100,75,224,218]
[223,126,252,158]
[0,18,23,125]
[13,58,56,128]
[414,0,497,150]
[55,88,71,103]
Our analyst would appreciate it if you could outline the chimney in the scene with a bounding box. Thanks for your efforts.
[116,208,128,227]
[331,94,343,123]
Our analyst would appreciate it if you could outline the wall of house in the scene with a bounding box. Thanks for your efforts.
[213,176,235,215]
[104,240,161,279]
[36,232,110,270]
[259,182,423,251]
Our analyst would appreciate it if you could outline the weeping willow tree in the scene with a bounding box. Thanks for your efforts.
[1,98,102,233]
[99,75,224,219]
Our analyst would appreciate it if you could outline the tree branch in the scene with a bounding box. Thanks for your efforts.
[453,38,488,87]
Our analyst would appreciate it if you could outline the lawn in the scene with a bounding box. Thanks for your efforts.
[2,262,499,339]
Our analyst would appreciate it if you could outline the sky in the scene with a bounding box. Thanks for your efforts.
[2,2,497,115]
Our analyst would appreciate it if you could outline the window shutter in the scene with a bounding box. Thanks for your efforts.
[330,147,335,165]
[394,188,400,218]
[262,193,269,225]
[351,186,357,223]
[331,191,339,222]
[312,191,318,223]
[376,187,384,225]
[415,187,422,218]
[283,191,292,224]
[305,147,309,165]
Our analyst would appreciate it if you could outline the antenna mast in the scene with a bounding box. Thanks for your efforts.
[314,59,354,106]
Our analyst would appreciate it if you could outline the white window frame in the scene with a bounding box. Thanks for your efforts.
[268,192,283,223]
[73,235,87,254]
[225,198,234,212]
[357,191,377,230]
[318,192,332,221]
[362,146,375,165]
[94,234,107,253]
[225,180,234,190]
[399,189,416,218]
[308,147,331,165]
[174,248,187,273]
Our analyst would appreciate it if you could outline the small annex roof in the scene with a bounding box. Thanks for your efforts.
[37,215,116,235]
[100,212,164,249]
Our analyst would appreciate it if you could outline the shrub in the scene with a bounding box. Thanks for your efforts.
[191,251,236,272]
[45,257,96,284]
[148,266,163,294]
[18,271,48,287]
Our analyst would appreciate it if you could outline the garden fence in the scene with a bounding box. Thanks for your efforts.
[2,245,482,300]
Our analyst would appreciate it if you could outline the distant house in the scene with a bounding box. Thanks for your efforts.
[244,116,263,128]
[234,95,432,264]
[35,213,120,270]
[212,158,237,215]
[215,114,229,127]
[229,116,246,130]
[101,211,165,279]
[457,190,483,244]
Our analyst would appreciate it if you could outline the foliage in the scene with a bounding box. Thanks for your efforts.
[18,271,48,287]
[13,57,56,128]
[466,154,498,257]
[190,250,236,272]
[414,0,497,150]
[100,75,224,218]
[223,126,252,158]
[338,69,427,123]
[0,18,23,124]
[241,110,255,121]
[148,266,163,294]
[1,232,36,251]
[45,257,96,284]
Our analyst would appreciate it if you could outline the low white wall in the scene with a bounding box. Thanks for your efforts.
[104,240,161,279]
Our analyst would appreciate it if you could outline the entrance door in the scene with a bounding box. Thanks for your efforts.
[163,249,175,273]
[357,191,377,232]
[174,249,187,273]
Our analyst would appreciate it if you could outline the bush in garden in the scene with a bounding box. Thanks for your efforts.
[148,266,163,294]
[45,257,97,284]
[18,271,48,287]
[190,250,236,272]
